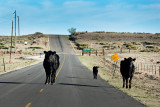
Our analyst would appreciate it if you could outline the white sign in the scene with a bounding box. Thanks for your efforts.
[25,41,27,45]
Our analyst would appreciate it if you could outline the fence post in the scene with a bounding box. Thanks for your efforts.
[159,65,160,76]
[152,64,153,74]
[141,63,142,71]
[155,65,156,75]
[120,48,122,54]
[113,61,118,76]
[3,58,5,72]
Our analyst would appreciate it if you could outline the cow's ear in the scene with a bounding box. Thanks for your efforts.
[133,58,136,61]
[52,51,56,55]
[44,51,47,53]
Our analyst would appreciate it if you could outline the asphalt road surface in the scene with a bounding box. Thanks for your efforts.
[0,35,146,107]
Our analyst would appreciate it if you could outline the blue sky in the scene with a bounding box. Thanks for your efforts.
[0,0,160,35]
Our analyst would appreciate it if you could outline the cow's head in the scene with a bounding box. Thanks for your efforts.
[128,57,136,62]
[44,51,56,59]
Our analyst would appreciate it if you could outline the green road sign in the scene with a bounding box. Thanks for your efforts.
[83,49,97,52]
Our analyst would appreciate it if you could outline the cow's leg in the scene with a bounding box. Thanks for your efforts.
[129,76,132,89]
[126,78,128,88]
[51,71,56,85]
[45,74,49,84]
[95,72,98,79]
[48,75,51,84]
[93,72,96,79]
[123,77,125,88]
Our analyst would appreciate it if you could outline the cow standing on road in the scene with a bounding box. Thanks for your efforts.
[43,51,60,85]
[93,66,99,79]
[120,57,136,89]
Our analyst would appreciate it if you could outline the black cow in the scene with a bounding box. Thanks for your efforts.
[93,66,99,79]
[120,57,136,88]
[43,51,60,85]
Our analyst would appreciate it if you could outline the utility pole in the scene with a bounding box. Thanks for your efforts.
[10,20,13,63]
[13,10,16,53]
[17,16,20,42]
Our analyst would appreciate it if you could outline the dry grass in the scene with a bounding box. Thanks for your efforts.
[0,33,49,74]
[70,32,160,107]
[78,55,160,107]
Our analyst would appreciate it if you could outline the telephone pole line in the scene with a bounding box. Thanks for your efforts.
[10,20,13,63]
[13,10,17,53]
[17,16,20,42]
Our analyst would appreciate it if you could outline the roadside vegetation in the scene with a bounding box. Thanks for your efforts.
[69,31,160,107]
[0,32,49,73]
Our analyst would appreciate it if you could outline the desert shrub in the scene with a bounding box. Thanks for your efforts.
[141,47,159,52]
[111,46,117,49]
[142,41,156,45]
[28,37,32,40]
[99,43,105,45]
[32,41,36,44]
[0,43,5,45]
[2,46,9,49]
[77,44,88,50]
[123,42,138,50]
[131,42,141,45]
[128,46,139,50]
[123,42,132,47]
[10,46,15,48]
[103,45,110,49]
[28,47,43,49]
[155,33,160,35]
[151,47,159,52]
[146,45,155,49]
[0,45,4,49]
[18,50,22,54]
[95,31,105,33]
[32,48,35,51]
[69,36,76,41]
[99,42,108,45]
[38,34,45,38]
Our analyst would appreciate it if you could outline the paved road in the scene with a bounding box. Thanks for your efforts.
[0,35,145,107]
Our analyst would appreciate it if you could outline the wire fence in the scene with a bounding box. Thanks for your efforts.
[107,58,160,77]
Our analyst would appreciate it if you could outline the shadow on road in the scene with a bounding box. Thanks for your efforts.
[66,76,92,80]
[0,82,43,85]
[58,83,102,87]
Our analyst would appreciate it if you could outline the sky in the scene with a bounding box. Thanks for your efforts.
[0,0,160,35]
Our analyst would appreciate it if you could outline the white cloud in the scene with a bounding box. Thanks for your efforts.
[40,0,53,10]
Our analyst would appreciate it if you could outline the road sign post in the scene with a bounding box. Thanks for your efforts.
[25,41,27,54]
[112,54,119,76]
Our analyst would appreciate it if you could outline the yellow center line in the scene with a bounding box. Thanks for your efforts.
[56,55,65,78]
[25,55,65,107]
[40,89,44,92]
[25,103,31,107]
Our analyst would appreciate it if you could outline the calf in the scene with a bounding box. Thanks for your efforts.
[93,66,99,79]
[120,57,136,88]
[43,51,60,85]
